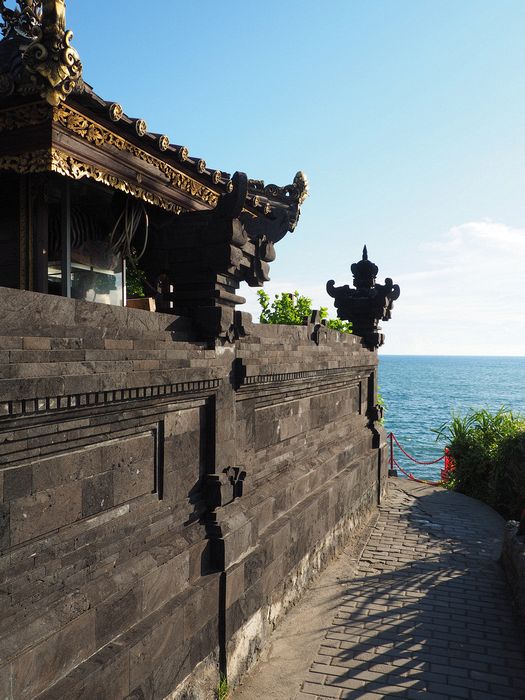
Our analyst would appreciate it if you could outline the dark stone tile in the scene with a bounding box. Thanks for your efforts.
[82,471,114,518]
[12,611,96,699]
[3,465,32,501]
[0,503,10,550]
[142,551,190,615]
[95,588,141,648]
[129,607,183,690]
[10,481,82,546]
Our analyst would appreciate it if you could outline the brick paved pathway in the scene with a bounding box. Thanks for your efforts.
[298,480,525,700]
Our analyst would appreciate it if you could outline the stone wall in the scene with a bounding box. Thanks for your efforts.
[0,287,387,700]
[502,521,525,628]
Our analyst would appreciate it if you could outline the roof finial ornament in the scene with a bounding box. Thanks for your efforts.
[326,246,400,350]
[1,1,41,38]
[22,0,82,106]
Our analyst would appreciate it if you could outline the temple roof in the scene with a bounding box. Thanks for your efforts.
[0,1,307,238]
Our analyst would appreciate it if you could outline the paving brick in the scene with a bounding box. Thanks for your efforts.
[299,481,525,700]
[301,681,342,698]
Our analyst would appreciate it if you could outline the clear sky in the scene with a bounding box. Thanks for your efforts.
[67,1,525,355]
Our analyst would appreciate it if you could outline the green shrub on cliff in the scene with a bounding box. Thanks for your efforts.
[434,407,525,519]
[257,290,352,333]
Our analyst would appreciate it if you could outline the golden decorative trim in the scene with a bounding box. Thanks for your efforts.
[49,149,184,213]
[109,103,123,122]
[178,146,189,162]
[197,159,206,173]
[53,104,219,208]
[0,149,52,173]
[0,149,184,213]
[212,170,221,185]
[135,119,147,136]
[0,102,51,132]
[158,135,170,151]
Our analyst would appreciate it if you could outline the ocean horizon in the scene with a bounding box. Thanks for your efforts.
[379,354,525,481]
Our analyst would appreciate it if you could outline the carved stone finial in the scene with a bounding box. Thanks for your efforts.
[326,246,400,350]
[22,1,83,106]
[351,245,379,289]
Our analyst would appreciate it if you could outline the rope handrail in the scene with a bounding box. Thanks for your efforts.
[390,432,445,465]
[393,458,442,487]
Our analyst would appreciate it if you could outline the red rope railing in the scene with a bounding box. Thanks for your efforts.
[388,432,444,487]
[391,432,445,465]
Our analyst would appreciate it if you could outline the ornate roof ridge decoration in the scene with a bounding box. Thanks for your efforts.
[24,1,82,105]
[0,1,82,105]
[0,0,41,39]
[52,103,219,208]
[248,171,308,206]
[0,6,307,225]
[327,246,400,350]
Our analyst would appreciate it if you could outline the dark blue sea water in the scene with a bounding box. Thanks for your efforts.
[379,355,525,482]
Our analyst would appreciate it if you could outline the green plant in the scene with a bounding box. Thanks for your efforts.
[326,318,353,333]
[434,407,525,518]
[376,390,387,425]
[256,289,352,333]
[217,674,229,700]
[126,262,147,298]
[257,289,317,325]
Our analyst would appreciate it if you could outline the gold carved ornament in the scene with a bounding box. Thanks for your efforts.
[0,102,51,132]
[0,149,184,213]
[0,149,52,173]
[49,149,184,213]
[22,1,83,107]
[109,103,123,122]
[52,104,220,207]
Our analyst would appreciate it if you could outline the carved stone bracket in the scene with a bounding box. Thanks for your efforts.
[144,171,291,341]
[205,467,246,509]
[327,246,400,350]
[303,310,329,346]
[366,403,384,427]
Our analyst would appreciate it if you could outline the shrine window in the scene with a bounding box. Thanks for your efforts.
[0,173,126,307]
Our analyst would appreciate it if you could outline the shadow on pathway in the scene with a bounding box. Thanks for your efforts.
[299,481,525,700]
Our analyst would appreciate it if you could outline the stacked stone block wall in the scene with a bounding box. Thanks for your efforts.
[502,522,525,629]
[0,287,386,699]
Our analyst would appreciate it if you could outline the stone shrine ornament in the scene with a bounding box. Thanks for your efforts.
[326,246,400,350]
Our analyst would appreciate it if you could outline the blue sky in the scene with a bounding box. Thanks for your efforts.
[68,1,525,355]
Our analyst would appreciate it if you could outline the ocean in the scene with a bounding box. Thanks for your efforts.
[379,355,525,482]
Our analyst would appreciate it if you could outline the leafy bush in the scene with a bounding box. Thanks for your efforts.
[257,290,314,325]
[325,317,353,334]
[434,407,525,519]
[257,290,352,333]
[126,262,148,298]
